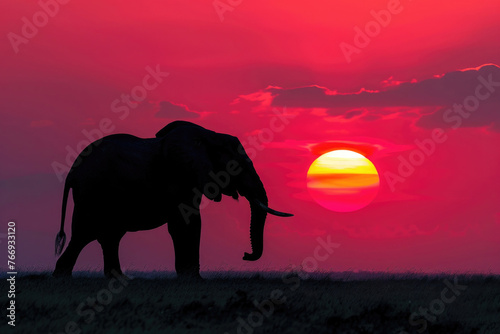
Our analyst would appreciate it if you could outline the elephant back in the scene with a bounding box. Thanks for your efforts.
[155,121,206,138]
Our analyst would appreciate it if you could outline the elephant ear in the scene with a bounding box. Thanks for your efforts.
[162,124,222,203]
[156,121,205,138]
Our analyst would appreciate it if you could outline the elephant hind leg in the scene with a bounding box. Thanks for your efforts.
[98,233,125,278]
[53,237,94,277]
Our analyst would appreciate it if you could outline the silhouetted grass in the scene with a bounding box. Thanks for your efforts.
[2,272,499,333]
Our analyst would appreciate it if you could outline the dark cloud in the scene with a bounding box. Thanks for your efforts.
[343,109,364,119]
[361,114,381,121]
[155,101,199,119]
[269,64,500,130]
[416,98,500,131]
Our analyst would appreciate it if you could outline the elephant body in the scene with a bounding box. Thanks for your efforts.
[70,135,170,232]
[53,121,292,279]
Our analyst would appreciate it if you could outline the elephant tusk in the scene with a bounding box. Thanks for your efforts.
[253,199,294,217]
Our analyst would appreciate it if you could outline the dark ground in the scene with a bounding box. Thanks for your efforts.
[1,272,499,334]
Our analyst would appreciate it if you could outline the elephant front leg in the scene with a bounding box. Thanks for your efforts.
[168,211,202,280]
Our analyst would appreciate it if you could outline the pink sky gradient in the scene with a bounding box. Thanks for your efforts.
[1,0,499,274]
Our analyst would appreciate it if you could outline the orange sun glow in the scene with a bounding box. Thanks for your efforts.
[307,150,380,212]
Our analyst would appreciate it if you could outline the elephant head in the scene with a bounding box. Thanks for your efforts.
[156,121,293,261]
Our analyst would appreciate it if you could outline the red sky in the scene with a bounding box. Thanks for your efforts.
[1,0,499,274]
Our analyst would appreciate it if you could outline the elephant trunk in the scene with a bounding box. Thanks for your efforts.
[243,197,268,261]
[238,163,268,262]
[238,161,293,262]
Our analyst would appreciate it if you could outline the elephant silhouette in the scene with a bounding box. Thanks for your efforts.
[53,121,293,279]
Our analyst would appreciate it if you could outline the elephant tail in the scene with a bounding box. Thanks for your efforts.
[55,180,70,256]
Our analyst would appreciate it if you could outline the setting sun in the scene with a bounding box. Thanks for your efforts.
[307,150,379,212]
